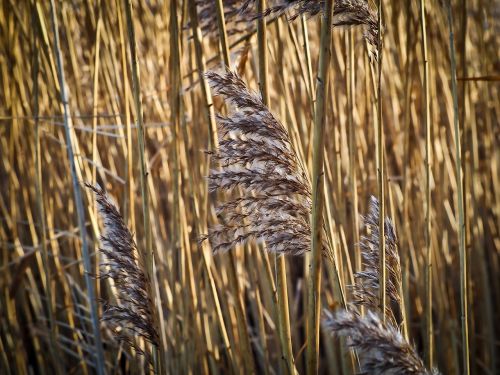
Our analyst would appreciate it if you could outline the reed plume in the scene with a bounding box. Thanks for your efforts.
[324,198,438,374]
[323,309,433,375]
[86,183,159,351]
[352,196,402,325]
[240,0,378,48]
[203,70,326,257]
[194,1,378,52]
[194,0,254,37]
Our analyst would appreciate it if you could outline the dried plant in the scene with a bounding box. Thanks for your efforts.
[352,196,403,325]
[194,1,378,52]
[203,70,329,257]
[323,198,438,374]
[194,0,255,38]
[323,309,434,375]
[240,0,378,49]
[86,183,159,351]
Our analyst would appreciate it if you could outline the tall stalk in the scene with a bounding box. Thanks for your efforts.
[48,1,105,374]
[307,2,334,374]
[188,1,254,372]
[376,0,386,323]
[116,0,135,229]
[346,29,360,282]
[214,0,230,67]
[420,0,433,368]
[446,3,469,374]
[123,0,165,371]
[32,6,61,373]
[256,2,296,374]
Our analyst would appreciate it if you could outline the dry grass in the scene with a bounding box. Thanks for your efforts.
[0,0,499,374]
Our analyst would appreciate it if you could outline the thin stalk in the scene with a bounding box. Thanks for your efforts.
[187,0,217,149]
[116,0,135,229]
[346,29,360,279]
[32,6,62,373]
[307,2,334,374]
[91,11,102,185]
[214,0,230,67]
[123,0,165,371]
[170,0,185,367]
[48,1,105,374]
[376,0,386,323]
[446,3,469,374]
[187,1,250,372]
[401,0,413,343]
[420,0,433,368]
[257,0,269,104]
[257,3,296,374]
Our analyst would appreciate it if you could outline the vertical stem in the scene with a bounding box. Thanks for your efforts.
[376,0,386,323]
[346,29,360,277]
[257,0,269,104]
[420,0,433,368]
[32,5,62,373]
[401,0,412,343]
[48,1,105,374]
[116,0,135,229]
[187,2,243,372]
[123,0,165,371]
[446,3,469,374]
[214,0,230,67]
[187,0,218,149]
[257,2,296,374]
[307,2,334,374]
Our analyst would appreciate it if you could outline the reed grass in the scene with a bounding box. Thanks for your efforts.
[1,1,498,374]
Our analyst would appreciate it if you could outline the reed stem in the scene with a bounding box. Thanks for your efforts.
[446,3,469,374]
[123,0,165,371]
[307,2,334,374]
[256,2,296,374]
[48,1,105,373]
[32,6,62,373]
[376,0,386,324]
[420,0,433,368]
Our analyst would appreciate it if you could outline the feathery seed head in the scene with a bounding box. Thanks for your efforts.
[86,183,159,349]
[204,70,328,257]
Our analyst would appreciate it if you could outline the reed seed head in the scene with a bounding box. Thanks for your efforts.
[85,183,159,350]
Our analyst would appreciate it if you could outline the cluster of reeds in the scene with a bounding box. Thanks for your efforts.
[1,0,498,374]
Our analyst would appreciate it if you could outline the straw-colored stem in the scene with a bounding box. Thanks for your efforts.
[346,29,360,280]
[257,3,296,374]
[123,0,165,371]
[376,0,386,324]
[116,0,135,229]
[446,3,469,374]
[32,8,61,373]
[214,0,230,67]
[307,2,334,374]
[188,1,256,372]
[401,0,413,343]
[420,0,433,368]
[48,1,105,374]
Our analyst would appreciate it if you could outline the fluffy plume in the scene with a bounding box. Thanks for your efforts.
[323,198,439,374]
[323,310,434,375]
[352,196,403,325]
[204,70,328,257]
[241,0,378,50]
[194,1,378,53]
[194,0,255,38]
[85,183,159,350]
